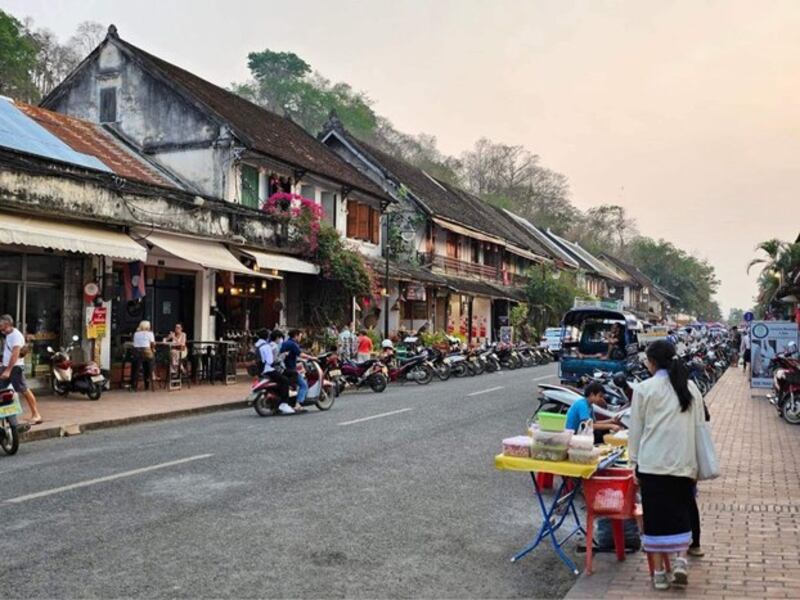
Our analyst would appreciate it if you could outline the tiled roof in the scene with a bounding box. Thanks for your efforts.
[600,253,679,303]
[327,128,554,258]
[16,103,176,187]
[105,34,389,202]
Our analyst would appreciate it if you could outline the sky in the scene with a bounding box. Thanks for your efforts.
[3,0,799,314]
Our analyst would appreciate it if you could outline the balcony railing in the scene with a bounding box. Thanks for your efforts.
[424,253,499,279]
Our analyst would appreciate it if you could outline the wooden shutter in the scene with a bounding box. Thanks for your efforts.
[347,200,358,238]
[240,164,260,209]
[357,203,370,241]
[370,208,380,244]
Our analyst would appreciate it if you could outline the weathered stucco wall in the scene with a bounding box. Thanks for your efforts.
[0,165,277,249]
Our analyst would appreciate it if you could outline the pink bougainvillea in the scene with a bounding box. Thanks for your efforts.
[262,192,324,254]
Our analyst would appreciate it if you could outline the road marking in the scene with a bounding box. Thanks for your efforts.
[532,375,558,382]
[4,454,214,504]
[467,385,505,397]
[338,408,413,426]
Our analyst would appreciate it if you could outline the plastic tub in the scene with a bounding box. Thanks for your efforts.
[502,436,532,458]
[568,447,601,464]
[583,469,636,515]
[537,411,567,432]
[533,428,574,447]
[570,433,595,450]
[531,443,568,461]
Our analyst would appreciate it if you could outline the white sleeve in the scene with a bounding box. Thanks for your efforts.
[628,386,645,467]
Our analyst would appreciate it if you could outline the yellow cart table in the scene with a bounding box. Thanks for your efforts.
[495,452,617,575]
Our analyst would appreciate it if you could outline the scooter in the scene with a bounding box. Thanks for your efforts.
[0,381,21,455]
[250,357,335,417]
[46,335,106,400]
[382,352,435,385]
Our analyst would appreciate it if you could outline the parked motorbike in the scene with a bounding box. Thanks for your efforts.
[338,356,389,393]
[767,348,800,424]
[0,381,21,456]
[249,357,335,416]
[382,352,435,385]
[46,335,106,400]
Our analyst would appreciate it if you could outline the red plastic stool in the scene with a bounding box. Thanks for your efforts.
[535,472,554,490]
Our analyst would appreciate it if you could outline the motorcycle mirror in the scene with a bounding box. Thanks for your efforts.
[46,346,54,353]
[72,335,80,342]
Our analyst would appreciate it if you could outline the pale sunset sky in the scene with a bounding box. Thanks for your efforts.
[4,0,799,314]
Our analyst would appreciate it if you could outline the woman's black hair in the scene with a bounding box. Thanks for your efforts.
[256,328,270,341]
[583,381,605,399]
[646,340,693,412]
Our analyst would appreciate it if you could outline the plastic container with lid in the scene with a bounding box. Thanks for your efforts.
[531,443,568,462]
[569,432,595,450]
[568,447,601,464]
[533,428,574,447]
[502,436,532,458]
[537,411,568,432]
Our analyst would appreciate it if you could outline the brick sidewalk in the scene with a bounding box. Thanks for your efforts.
[567,368,800,599]
[21,378,252,441]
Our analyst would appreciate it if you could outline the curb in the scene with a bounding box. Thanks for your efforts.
[20,400,251,443]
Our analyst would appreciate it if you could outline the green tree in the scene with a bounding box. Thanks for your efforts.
[727,308,745,325]
[749,239,800,315]
[0,10,38,101]
[626,236,720,318]
[525,266,588,332]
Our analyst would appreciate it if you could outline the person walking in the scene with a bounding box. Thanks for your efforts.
[629,340,705,591]
[356,329,373,363]
[740,328,751,373]
[337,323,356,362]
[130,320,155,391]
[0,314,42,426]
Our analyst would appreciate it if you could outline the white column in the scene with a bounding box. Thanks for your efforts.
[196,269,215,340]
[258,171,268,202]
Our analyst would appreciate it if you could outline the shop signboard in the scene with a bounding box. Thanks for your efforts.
[750,320,799,388]
[86,305,108,339]
[640,325,669,345]
[405,283,426,302]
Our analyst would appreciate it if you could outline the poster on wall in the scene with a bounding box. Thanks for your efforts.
[750,320,799,388]
[405,283,426,302]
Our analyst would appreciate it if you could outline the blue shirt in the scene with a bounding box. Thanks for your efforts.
[280,338,301,370]
[566,397,593,432]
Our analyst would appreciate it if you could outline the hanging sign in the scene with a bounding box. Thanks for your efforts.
[405,283,426,302]
[86,305,109,339]
[750,320,799,388]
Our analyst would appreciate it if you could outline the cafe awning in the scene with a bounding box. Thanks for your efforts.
[241,249,319,275]
[0,212,146,261]
[143,232,280,279]
[432,217,506,246]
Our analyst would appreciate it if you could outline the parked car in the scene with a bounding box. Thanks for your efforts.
[540,327,563,358]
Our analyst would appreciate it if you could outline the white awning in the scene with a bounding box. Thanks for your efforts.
[143,232,280,279]
[0,212,146,261]
[241,249,320,275]
[432,217,506,246]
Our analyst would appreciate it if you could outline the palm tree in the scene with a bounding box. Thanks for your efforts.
[750,239,800,314]
[747,238,785,276]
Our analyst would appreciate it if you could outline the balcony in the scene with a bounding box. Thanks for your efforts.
[421,252,500,281]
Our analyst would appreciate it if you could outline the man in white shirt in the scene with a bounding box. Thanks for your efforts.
[740,330,751,373]
[0,314,42,425]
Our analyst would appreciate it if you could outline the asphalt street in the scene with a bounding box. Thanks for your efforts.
[0,363,577,599]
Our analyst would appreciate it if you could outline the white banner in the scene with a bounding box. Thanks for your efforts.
[750,321,799,388]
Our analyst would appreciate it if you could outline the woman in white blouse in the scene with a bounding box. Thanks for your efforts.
[629,340,705,591]
[130,320,155,391]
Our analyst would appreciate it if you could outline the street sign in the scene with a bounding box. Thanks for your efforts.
[744,311,754,323]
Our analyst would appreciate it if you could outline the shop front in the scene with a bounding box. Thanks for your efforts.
[0,212,147,390]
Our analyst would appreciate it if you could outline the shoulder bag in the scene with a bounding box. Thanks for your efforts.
[695,420,720,480]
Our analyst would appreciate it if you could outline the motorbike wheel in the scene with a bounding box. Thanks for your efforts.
[781,395,800,424]
[539,352,552,365]
[315,387,335,411]
[452,362,468,378]
[435,363,452,382]
[413,365,434,385]
[0,421,19,455]
[253,393,274,417]
[369,374,388,393]
[52,380,69,397]
[486,357,500,373]
[87,384,102,401]
[472,360,486,376]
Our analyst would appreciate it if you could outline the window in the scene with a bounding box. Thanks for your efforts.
[300,184,315,201]
[321,192,336,227]
[346,200,380,244]
[240,164,260,209]
[446,232,460,259]
[471,240,480,263]
[99,88,117,123]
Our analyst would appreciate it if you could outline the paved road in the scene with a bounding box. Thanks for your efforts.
[0,363,576,598]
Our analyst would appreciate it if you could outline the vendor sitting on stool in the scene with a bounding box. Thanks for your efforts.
[565,381,622,439]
